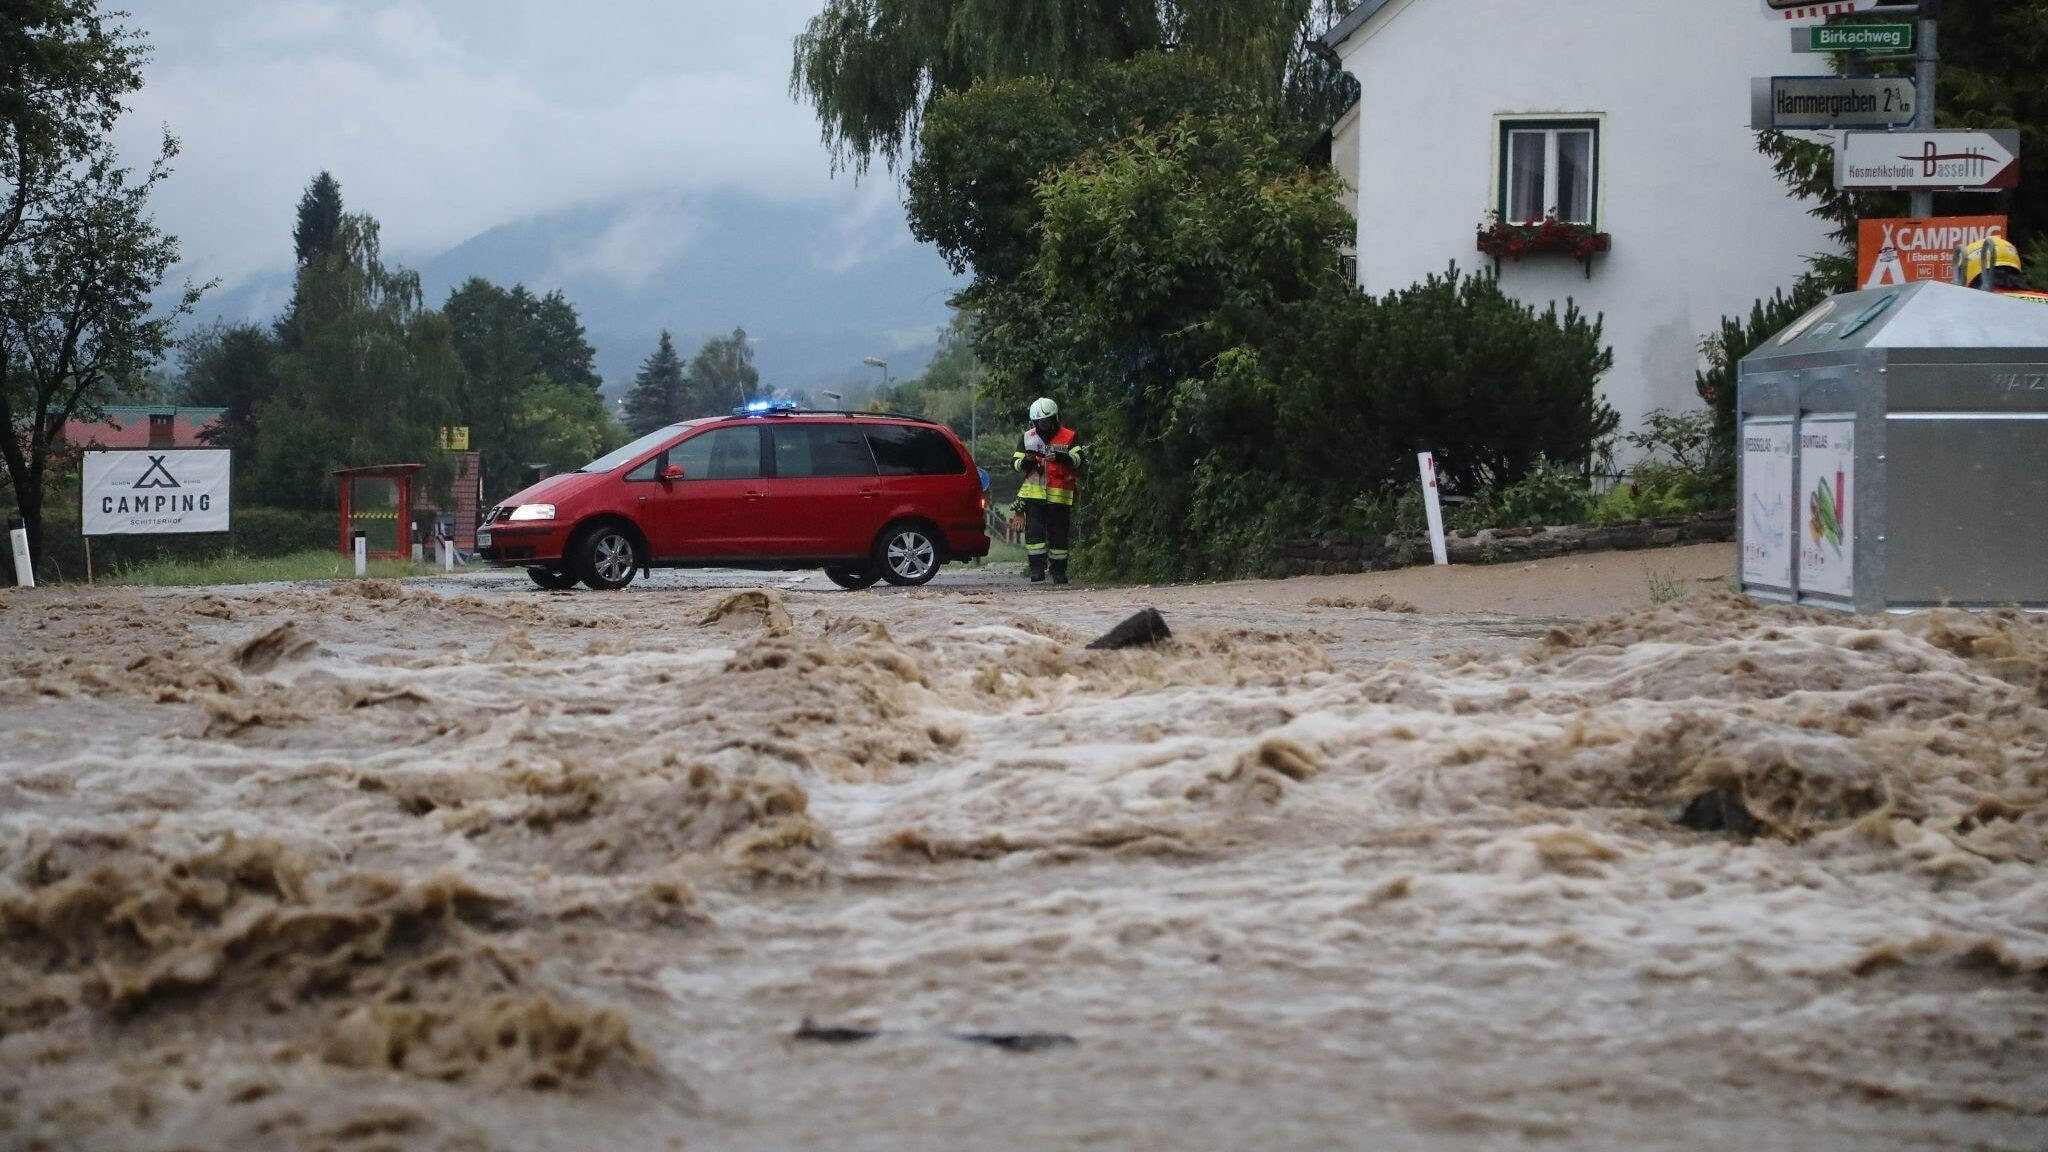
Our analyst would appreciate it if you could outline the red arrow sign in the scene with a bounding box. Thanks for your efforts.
[1762,0,1890,19]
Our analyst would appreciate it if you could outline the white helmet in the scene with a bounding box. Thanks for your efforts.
[1028,397,1058,421]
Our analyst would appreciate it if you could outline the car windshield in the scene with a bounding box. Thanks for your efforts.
[576,426,685,473]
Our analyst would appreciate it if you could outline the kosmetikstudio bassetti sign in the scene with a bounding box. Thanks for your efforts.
[82,449,232,536]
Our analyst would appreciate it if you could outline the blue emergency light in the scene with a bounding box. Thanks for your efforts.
[734,398,801,415]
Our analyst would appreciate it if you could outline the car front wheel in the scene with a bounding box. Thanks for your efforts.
[875,523,940,587]
[527,565,579,591]
[573,525,639,590]
[824,564,881,590]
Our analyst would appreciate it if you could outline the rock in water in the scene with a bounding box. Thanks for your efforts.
[1086,608,1171,650]
[1676,788,1763,838]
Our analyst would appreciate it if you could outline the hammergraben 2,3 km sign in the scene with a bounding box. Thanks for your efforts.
[1751,76,1915,131]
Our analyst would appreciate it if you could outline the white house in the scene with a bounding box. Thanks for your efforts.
[1318,0,1834,447]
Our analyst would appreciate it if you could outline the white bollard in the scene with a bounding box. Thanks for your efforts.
[441,539,454,572]
[411,527,423,565]
[7,516,33,588]
[1417,452,1449,566]
[353,531,367,577]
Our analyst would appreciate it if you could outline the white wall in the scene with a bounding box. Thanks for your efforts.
[1335,0,1834,447]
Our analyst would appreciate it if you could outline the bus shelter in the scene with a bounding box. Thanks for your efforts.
[333,464,422,559]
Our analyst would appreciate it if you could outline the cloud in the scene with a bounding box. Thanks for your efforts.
[547,197,703,291]
[115,0,899,286]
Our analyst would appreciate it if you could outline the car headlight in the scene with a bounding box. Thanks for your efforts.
[506,503,556,521]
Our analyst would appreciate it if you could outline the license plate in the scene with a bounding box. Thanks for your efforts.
[476,531,492,548]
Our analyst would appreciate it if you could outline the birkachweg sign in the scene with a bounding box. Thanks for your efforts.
[82,449,233,535]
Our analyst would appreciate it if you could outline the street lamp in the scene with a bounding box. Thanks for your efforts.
[862,356,890,386]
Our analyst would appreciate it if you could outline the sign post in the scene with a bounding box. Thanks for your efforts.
[1791,23,1914,52]
[1835,129,2020,191]
[1750,76,1916,130]
[1417,452,1448,566]
[7,516,32,589]
[1761,0,1907,20]
[1857,216,2006,286]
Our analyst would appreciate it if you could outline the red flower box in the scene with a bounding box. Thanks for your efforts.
[1477,211,1610,278]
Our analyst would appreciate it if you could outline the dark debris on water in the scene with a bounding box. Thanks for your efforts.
[795,1017,1076,1053]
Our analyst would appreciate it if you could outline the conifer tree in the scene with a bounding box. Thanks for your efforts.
[621,331,686,436]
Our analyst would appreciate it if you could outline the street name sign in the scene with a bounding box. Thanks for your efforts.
[1792,23,1913,52]
[1751,76,1916,130]
[82,449,232,536]
[1835,130,2021,191]
[1762,0,1896,21]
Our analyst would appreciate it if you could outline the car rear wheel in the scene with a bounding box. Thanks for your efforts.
[527,565,579,591]
[824,564,880,590]
[573,524,639,590]
[875,523,940,587]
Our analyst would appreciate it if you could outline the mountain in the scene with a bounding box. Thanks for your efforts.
[179,190,966,400]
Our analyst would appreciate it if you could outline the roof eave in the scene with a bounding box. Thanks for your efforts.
[1316,0,1397,54]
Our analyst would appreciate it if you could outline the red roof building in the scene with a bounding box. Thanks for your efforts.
[60,406,226,450]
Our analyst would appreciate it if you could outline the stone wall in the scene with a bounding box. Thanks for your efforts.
[1269,510,1735,579]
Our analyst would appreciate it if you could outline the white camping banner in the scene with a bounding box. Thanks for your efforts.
[82,450,232,536]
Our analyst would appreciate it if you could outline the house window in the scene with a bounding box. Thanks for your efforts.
[1499,120,1598,225]
[148,413,174,448]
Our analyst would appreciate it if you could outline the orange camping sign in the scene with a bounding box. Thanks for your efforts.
[1858,216,2008,288]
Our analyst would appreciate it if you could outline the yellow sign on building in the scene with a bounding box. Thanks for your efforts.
[439,426,470,450]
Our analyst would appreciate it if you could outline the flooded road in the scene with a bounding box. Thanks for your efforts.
[3,547,2044,1150]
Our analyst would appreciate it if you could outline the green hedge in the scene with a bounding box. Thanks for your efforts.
[11,499,337,583]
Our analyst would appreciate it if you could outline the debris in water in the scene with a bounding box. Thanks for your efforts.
[950,1030,1077,1053]
[792,1018,1076,1053]
[701,589,795,633]
[1086,608,1171,650]
[232,621,316,673]
[793,1018,886,1044]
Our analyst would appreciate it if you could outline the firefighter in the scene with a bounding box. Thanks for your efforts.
[1013,397,1083,584]
[1953,236,2048,303]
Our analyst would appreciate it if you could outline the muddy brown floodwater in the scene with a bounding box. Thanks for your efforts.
[2,545,2044,1151]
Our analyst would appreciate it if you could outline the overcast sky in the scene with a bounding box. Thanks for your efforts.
[116,0,904,287]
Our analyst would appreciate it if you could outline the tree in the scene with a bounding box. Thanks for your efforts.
[621,330,685,436]
[444,277,615,500]
[178,321,282,463]
[680,327,759,418]
[292,170,343,267]
[908,53,1255,286]
[1,4,197,565]
[251,213,458,509]
[790,0,1355,174]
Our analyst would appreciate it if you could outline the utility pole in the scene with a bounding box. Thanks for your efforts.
[1909,0,1940,218]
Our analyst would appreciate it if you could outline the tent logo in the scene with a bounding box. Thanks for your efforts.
[134,455,182,489]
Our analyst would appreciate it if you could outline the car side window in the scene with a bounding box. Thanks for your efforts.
[624,453,664,482]
[867,424,967,476]
[773,424,876,478]
[681,426,762,480]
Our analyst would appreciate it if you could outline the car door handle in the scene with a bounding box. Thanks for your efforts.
[858,489,879,499]
[744,491,767,500]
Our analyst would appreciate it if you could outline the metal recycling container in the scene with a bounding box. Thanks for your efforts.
[1737,280,2048,613]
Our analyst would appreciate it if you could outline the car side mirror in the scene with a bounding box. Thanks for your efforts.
[662,464,684,481]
